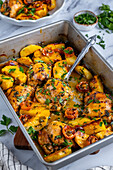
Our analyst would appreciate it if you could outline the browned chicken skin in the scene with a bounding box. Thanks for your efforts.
[35,78,74,111]
[8,85,34,112]
[83,91,112,118]
[38,128,54,155]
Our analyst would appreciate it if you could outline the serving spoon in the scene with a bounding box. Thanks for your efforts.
[64,35,96,81]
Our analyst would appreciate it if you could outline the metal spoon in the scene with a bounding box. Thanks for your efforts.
[64,35,96,81]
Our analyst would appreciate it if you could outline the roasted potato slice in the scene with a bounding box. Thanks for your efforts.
[42,43,65,54]
[83,119,106,135]
[16,13,40,20]
[0,74,14,90]
[90,75,103,92]
[17,57,33,66]
[47,0,56,11]
[68,117,91,127]
[24,106,50,131]
[2,66,27,84]
[53,60,68,79]
[20,102,44,116]
[44,146,72,162]
[75,66,93,80]
[96,127,113,139]
[35,4,48,17]
[75,131,89,148]
[34,50,61,65]
[20,45,42,58]
[64,47,77,65]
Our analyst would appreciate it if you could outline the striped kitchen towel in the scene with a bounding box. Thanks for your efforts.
[0,142,33,170]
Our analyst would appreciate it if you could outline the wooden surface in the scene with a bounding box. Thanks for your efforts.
[14,127,32,150]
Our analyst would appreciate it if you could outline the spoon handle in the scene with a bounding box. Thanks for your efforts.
[64,35,96,80]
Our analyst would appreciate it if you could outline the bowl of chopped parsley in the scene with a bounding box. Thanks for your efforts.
[73,10,98,31]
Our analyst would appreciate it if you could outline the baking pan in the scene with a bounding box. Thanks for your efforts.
[0,20,113,170]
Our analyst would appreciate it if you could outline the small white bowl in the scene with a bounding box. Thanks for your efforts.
[73,10,98,31]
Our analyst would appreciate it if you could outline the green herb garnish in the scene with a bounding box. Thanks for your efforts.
[98,4,113,32]
[74,13,96,25]
[45,99,50,105]
[19,67,24,73]
[8,68,16,73]
[0,115,18,136]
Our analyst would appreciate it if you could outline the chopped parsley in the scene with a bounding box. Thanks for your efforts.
[45,99,50,105]
[19,67,24,73]
[8,68,16,73]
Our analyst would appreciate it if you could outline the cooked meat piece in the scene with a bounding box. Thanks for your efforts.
[0,74,14,90]
[24,105,50,131]
[83,91,112,118]
[38,128,54,155]
[8,85,34,112]
[10,3,23,18]
[47,121,65,145]
[19,114,31,124]
[27,62,51,87]
[35,78,74,111]
[2,65,27,84]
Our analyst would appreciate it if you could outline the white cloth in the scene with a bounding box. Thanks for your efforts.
[0,142,33,170]
[88,166,113,170]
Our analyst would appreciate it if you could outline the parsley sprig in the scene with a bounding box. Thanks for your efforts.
[98,4,113,32]
[0,115,18,136]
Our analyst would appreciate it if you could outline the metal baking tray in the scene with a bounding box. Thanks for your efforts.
[0,20,113,170]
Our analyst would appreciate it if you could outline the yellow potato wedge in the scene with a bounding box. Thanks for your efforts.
[68,117,91,127]
[90,75,103,92]
[20,45,42,58]
[17,57,33,66]
[75,131,89,148]
[44,146,72,162]
[53,60,68,79]
[2,66,27,84]
[83,119,106,135]
[0,74,14,90]
[75,66,93,80]
[20,103,45,116]
[24,107,50,131]
[96,127,113,139]
[35,4,48,17]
